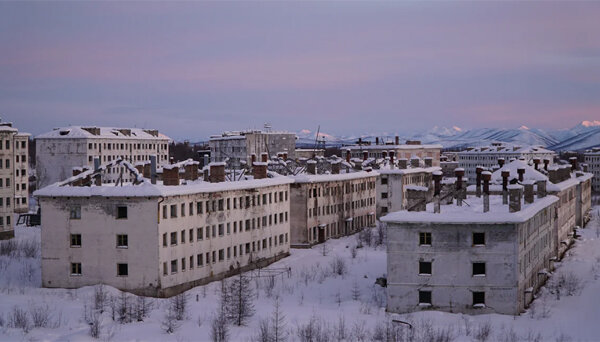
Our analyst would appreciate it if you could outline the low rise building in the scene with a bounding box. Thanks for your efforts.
[584,148,600,192]
[36,126,170,188]
[383,184,559,315]
[343,139,441,167]
[376,166,439,217]
[35,160,292,297]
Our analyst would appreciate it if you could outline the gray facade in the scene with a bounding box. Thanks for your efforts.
[209,130,296,165]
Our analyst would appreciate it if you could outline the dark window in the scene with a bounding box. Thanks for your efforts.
[70,206,81,219]
[473,232,485,246]
[117,263,128,276]
[381,177,388,185]
[419,232,432,245]
[473,262,486,276]
[71,263,82,275]
[116,206,127,219]
[116,234,128,248]
[70,234,81,247]
[170,204,177,218]
[162,233,167,247]
[171,260,178,274]
[381,192,388,199]
[419,290,432,304]
[419,261,432,275]
[170,232,177,245]
[473,292,485,306]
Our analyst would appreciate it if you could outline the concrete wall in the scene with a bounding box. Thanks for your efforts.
[13,135,29,213]
[0,131,16,239]
[376,171,432,217]
[40,197,160,295]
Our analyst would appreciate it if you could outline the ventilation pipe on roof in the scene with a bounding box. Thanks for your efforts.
[517,168,525,182]
[150,155,157,185]
[508,184,523,212]
[433,171,443,214]
[482,171,491,213]
[475,166,483,198]
[455,168,465,206]
[502,170,510,205]
[94,157,102,186]
[543,159,550,171]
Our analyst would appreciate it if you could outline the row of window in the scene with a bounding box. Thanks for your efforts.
[70,234,128,248]
[418,232,486,246]
[308,181,376,198]
[94,154,169,164]
[162,191,288,219]
[69,205,127,220]
[308,197,375,218]
[87,142,168,151]
[70,262,128,276]
[418,261,486,276]
[163,234,289,275]
[162,213,289,246]
[418,290,485,306]
[0,216,12,227]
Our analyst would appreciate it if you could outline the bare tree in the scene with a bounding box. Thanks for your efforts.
[117,292,132,324]
[134,295,154,321]
[351,281,361,301]
[350,245,358,259]
[228,272,255,326]
[271,297,287,342]
[8,306,30,333]
[94,284,108,313]
[170,293,189,321]
[211,309,230,342]
[161,306,180,334]
[330,256,347,276]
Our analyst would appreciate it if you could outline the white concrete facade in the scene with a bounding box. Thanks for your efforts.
[36,126,170,188]
[209,130,296,165]
[344,144,442,167]
[36,174,291,297]
[383,195,559,315]
[584,149,600,192]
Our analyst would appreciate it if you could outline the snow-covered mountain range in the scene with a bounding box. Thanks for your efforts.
[297,121,600,151]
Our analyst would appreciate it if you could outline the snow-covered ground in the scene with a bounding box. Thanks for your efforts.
[2,210,600,341]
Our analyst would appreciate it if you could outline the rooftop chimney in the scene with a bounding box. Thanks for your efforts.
[498,158,505,168]
[406,188,427,212]
[482,171,491,212]
[209,163,226,183]
[382,151,388,159]
[508,184,523,212]
[455,168,465,206]
[306,160,316,174]
[389,151,395,165]
[410,157,420,168]
[162,165,180,186]
[363,151,368,161]
[475,166,483,198]
[184,162,199,181]
[395,135,399,145]
[261,152,268,163]
[398,158,407,169]
[375,137,379,145]
[251,154,257,165]
[150,155,157,185]
[569,157,578,172]
[517,168,525,182]
[94,157,102,186]
[536,179,547,198]
[433,171,443,213]
[501,170,510,204]
[345,149,351,163]
[253,162,267,179]
[543,159,550,171]
[331,160,340,174]
[523,181,535,204]
[283,152,288,160]
[533,158,540,170]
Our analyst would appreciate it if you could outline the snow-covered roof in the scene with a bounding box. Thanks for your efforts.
[36,126,171,141]
[34,176,293,198]
[290,170,378,184]
[378,166,440,175]
[381,194,559,224]
[345,144,442,150]
[458,144,553,155]
[209,130,296,141]
[491,160,548,183]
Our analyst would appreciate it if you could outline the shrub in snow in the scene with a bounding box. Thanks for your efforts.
[330,256,347,276]
[295,314,331,342]
[350,321,368,341]
[134,295,154,322]
[84,305,101,339]
[334,315,347,341]
[8,306,31,333]
[351,281,361,301]
[210,310,229,342]
[161,306,180,334]
[29,303,51,328]
[350,245,358,259]
[170,293,189,321]
[321,242,331,256]
[0,240,17,257]
[19,240,39,258]
[474,321,492,342]
[498,326,518,342]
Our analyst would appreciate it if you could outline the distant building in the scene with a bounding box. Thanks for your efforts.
[35,126,170,188]
[35,161,292,297]
[457,143,555,184]
[0,121,30,240]
[295,148,325,160]
[209,129,296,165]
[584,148,600,192]
[343,140,441,167]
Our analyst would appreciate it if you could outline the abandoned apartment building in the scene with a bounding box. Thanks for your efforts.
[382,160,592,315]
[0,120,30,240]
[288,158,378,247]
[34,158,292,297]
[35,126,171,188]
